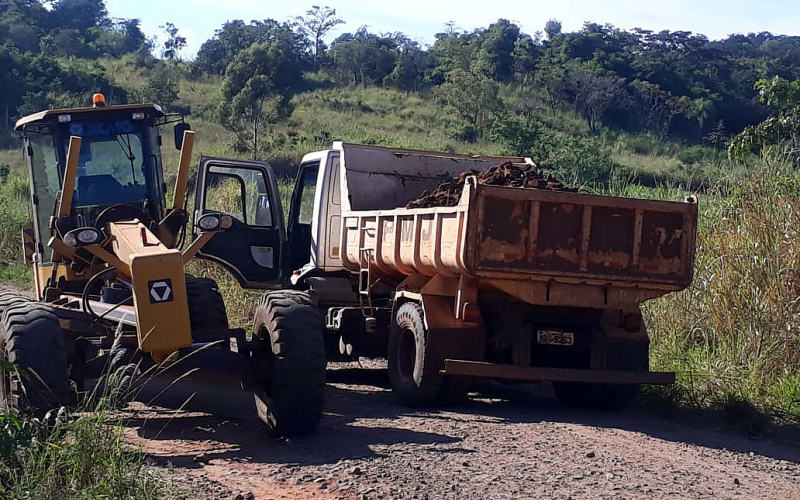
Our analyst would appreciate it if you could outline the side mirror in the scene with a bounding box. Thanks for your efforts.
[254,194,272,226]
[174,122,191,150]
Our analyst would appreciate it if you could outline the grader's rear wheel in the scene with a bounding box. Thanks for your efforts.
[185,275,229,342]
[251,291,326,437]
[0,300,70,417]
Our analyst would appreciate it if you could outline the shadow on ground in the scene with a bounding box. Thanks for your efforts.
[127,363,800,469]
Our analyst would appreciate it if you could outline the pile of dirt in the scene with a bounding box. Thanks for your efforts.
[405,161,577,209]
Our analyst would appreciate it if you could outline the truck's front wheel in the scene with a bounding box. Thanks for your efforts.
[388,302,445,406]
[251,291,325,437]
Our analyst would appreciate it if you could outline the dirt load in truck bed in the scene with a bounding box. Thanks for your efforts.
[405,161,577,209]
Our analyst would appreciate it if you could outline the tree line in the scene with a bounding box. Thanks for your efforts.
[2,1,800,159]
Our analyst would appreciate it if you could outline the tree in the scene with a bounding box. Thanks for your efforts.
[294,5,344,70]
[142,65,179,108]
[161,22,186,61]
[563,69,627,133]
[49,0,110,32]
[384,40,434,92]
[436,69,503,131]
[729,76,800,160]
[475,19,520,82]
[544,19,562,40]
[219,42,301,159]
[331,27,397,87]
[194,19,307,76]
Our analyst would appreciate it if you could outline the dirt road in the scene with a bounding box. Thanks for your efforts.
[123,362,800,500]
[3,283,797,499]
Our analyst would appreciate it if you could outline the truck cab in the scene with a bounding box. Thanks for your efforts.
[193,146,346,287]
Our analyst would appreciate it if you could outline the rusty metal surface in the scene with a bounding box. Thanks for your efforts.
[442,360,676,385]
[471,184,698,289]
[341,178,699,306]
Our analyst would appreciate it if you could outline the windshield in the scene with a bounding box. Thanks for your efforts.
[63,120,149,207]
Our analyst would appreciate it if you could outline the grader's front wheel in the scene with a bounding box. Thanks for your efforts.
[0,300,70,417]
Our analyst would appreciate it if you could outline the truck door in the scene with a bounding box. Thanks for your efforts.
[193,157,285,288]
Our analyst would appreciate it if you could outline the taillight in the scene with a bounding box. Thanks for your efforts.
[623,313,643,333]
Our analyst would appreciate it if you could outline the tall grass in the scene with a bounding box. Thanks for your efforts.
[645,153,800,421]
[0,334,175,499]
[0,170,31,264]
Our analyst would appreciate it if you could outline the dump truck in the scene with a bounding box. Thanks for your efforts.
[192,142,698,412]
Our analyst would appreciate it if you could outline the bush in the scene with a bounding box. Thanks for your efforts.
[489,113,544,156]
[535,135,620,186]
[453,124,479,143]
[677,144,718,165]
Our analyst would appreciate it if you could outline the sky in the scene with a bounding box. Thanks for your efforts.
[105,0,800,58]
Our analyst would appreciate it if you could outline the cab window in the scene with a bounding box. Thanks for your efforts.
[204,165,273,227]
[63,120,149,207]
[295,165,318,224]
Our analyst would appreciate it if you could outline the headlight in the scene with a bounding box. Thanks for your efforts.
[64,227,102,247]
[198,214,221,232]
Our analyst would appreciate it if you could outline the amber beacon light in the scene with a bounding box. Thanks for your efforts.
[92,93,106,107]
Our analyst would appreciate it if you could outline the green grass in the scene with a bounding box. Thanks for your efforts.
[0,334,177,499]
[0,169,30,267]
[643,155,800,424]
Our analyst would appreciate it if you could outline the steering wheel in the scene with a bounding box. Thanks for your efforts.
[94,204,152,231]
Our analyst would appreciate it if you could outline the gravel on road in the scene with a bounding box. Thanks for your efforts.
[123,362,800,500]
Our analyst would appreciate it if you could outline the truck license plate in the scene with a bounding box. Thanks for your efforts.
[537,330,574,346]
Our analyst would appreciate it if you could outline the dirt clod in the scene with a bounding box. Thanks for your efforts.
[405,161,577,209]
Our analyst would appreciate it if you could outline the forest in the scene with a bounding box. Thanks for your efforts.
[2,0,800,164]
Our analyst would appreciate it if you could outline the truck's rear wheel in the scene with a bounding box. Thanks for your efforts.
[0,301,70,417]
[552,332,646,411]
[252,291,325,437]
[186,275,229,342]
[388,302,446,406]
[552,382,640,411]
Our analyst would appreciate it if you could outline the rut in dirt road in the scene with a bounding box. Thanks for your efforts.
[125,364,800,500]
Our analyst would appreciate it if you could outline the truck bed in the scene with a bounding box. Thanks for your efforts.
[342,177,698,307]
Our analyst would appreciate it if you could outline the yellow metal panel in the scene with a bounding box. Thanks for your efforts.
[58,136,81,218]
[172,130,195,210]
[109,221,168,264]
[130,250,191,354]
[34,262,94,296]
[22,222,35,267]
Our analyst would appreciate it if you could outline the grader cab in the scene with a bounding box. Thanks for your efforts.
[0,96,321,437]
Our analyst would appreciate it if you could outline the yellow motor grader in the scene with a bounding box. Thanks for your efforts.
[0,95,325,436]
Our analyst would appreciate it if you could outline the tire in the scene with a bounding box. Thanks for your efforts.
[185,275,229,342]
[552,329,646,411]
[388,302,444,406]
[251,291,325,437]
[0,301,70,417]
[552,382,641,411]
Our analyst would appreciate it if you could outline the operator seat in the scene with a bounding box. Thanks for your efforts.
[77,174,124,206]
